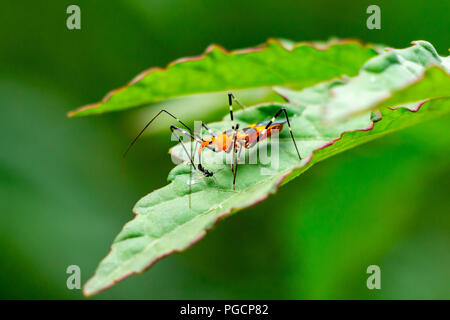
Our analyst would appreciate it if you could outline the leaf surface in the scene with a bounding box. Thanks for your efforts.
[323,41,450,122]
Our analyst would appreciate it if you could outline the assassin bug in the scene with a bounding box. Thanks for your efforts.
[122,93,302,199]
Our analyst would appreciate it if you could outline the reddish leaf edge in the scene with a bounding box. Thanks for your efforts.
[69,38,372,118]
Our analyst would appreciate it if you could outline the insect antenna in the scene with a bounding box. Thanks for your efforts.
[122,109,200,176]
[228,92,246,110]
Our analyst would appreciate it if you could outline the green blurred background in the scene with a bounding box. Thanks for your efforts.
[1,0,449,299]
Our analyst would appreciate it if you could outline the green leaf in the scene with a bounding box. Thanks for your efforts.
[84,81,450,296]
[323,41,450,122]
[68,39,377,117]
[82,41,450,296]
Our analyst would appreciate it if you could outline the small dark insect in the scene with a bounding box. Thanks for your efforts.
[122,93,302,206]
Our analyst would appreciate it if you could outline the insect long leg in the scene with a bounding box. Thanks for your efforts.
[228,92,246,130]
[189,137,192,208]
[187,138,203,208]
[169,125,203,169]
[227,92,246,173]
[122,109,204,174]
[232,144,243,190]
[227,93,244,174]
[231,123,240,185]
[122,108,219,209]
[264,108,302,160]
[228,93,236,130]
[193,122,218,177]
[170,125,204,209]
[197,151,214,177]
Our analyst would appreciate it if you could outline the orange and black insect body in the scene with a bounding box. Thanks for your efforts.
[200,119,290,154]
[122,93,302,196]
[196,93,302,187]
